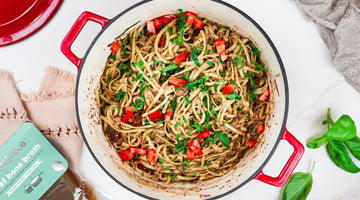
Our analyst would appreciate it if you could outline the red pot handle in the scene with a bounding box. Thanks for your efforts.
[254,127,304,187]
[60,11,110,70]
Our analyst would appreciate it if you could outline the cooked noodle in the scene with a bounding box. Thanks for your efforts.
[96,10,271,184]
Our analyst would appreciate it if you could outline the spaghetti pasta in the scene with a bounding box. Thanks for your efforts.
[95,10,271,184]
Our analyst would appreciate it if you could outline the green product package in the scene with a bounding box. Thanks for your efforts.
[0,122,68,200]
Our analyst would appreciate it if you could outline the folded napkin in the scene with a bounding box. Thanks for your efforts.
[294,0,360,92]
[0,66,82,171]
[0,66,98,199]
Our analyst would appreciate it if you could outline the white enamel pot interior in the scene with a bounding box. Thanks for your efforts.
[61,0,304,199]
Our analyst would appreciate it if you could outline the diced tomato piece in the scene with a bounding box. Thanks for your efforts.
[257,124,265,134]
[121,115,130,123]
[185,11,203,29]
[189,140,201,149]
[125,106,134,118]
[197,130,210,139]
[193,18,204,29]
[220,54,229,61]
[157,82,162,86]
[110,40,120,53]
[119,150,134,161]
[129,147,136,154]
[121,106,134,122]
[147,20,156,35]
[215,39,225,52]
[135,148,147,155]
[188,140,203,156]
[148,109,165,121]
[165,106,173,122]
[168,76,187,87]
[154,18,162,29]
[186,149,195,160]
[148,149,156,164]
[129,147,147,155]
[247,139,257,148]
[193,148,203,156]
[259,88,270,101]
[222,84,235,95]
[158,37,165,47]
[185,11,197,24]
[173,52,190,65]
[158,14,177,24]
[215,39,228,61]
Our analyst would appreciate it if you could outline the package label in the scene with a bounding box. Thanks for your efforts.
[0,122,68,200]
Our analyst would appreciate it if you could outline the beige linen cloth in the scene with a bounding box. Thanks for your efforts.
[0,66,82,171]
[294,0,360,92]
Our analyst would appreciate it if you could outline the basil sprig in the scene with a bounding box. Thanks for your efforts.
[281,162,315,200]
[307,108,360,173]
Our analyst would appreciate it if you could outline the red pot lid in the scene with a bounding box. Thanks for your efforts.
[0,0,62,46]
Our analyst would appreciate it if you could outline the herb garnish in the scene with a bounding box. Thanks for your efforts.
[248,40,260,57]
[134,96,145,111]
[224,93,241,101]
[132,74,143,81]
[175,134,189,153]
[281,162,315,200]
[183,76,209,90]
[132,60,144,70]
[214,131,230,148]
[243,72,258,102]
[307,108,360,173]
[117,90,126,101]
[235,55,244,70]
[161,63,179,73]
[190,47,200,67]
[253,61,268,72]
[189,172,197,177]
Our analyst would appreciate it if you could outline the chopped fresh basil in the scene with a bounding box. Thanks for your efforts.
[134,96,145,111]
[175,134,189,153]
[175,122,181,127]
[183,76,209,90]
[235,55,244,70]
[132,74,143,81]
[132,60,144,70]
[248,40,260,57]
[224,93,241,100]
[117,90,126,101]
[190,47,200,67]
[214,131,230,148]
[189,172,197,177]
[206,61,214,66]
[161,63,179,73]
[167,25,173,36]
[110,106,119,111]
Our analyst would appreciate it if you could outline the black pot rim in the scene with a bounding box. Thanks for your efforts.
[75,0,289,199]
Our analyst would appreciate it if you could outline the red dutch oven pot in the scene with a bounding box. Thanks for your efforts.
[61,0,304,199]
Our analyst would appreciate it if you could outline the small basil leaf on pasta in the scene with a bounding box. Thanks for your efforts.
[214,132,230,148]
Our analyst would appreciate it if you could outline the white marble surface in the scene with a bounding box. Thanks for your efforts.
[1,0,360,199]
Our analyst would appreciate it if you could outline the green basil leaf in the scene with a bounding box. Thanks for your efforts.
[306,136,326,149]
[326,140,360,173]
[344,136,360,161]
[324,115,356,141]
[281,162,314,200]
[214,131,230,148]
